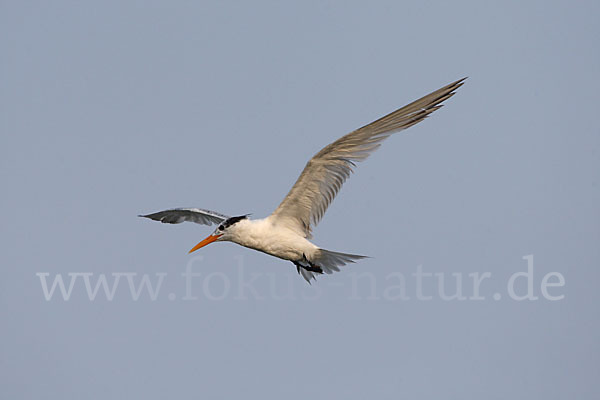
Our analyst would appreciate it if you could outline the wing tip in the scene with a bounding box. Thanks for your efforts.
[450,76,468,91]
[138,213,165,223]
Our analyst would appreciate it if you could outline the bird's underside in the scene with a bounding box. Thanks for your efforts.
[140,78,465,283]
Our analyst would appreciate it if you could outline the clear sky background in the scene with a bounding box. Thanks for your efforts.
[1,1,599,399]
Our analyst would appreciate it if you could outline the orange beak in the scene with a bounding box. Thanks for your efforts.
[188,234,222,254]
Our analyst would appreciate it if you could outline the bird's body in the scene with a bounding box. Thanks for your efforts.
[226,217,316,261]
[141,78,465,282]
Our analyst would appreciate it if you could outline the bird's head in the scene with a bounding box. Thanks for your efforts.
[188,215,249,253]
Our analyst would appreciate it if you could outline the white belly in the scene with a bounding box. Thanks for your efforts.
[228,218,317,261]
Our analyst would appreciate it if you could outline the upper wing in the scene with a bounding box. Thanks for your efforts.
[270,78,465,238]
[139,208,229,225]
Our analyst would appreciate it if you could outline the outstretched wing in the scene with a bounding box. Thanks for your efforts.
[139,208,229,225]
[270,78,465,238]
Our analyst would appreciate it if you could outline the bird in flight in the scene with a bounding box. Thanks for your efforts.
[141,78,465,283]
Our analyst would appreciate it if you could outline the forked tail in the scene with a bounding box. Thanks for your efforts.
[297,249,368,283]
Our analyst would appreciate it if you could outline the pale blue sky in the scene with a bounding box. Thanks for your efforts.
[1,1,599,399]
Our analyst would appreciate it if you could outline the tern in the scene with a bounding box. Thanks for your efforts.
[141,78,465,282]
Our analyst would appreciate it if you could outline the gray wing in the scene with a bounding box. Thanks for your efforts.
[139,208,229,225]
[270,78,465,238]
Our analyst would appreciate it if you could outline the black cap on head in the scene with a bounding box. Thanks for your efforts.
[221,215,249,229]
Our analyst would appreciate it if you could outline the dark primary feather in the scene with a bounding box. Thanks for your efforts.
[139,208,229,225]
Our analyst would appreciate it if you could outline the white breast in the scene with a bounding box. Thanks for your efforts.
[228,217,318,261]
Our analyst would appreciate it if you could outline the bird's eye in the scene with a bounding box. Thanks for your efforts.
[218,225,224,231]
